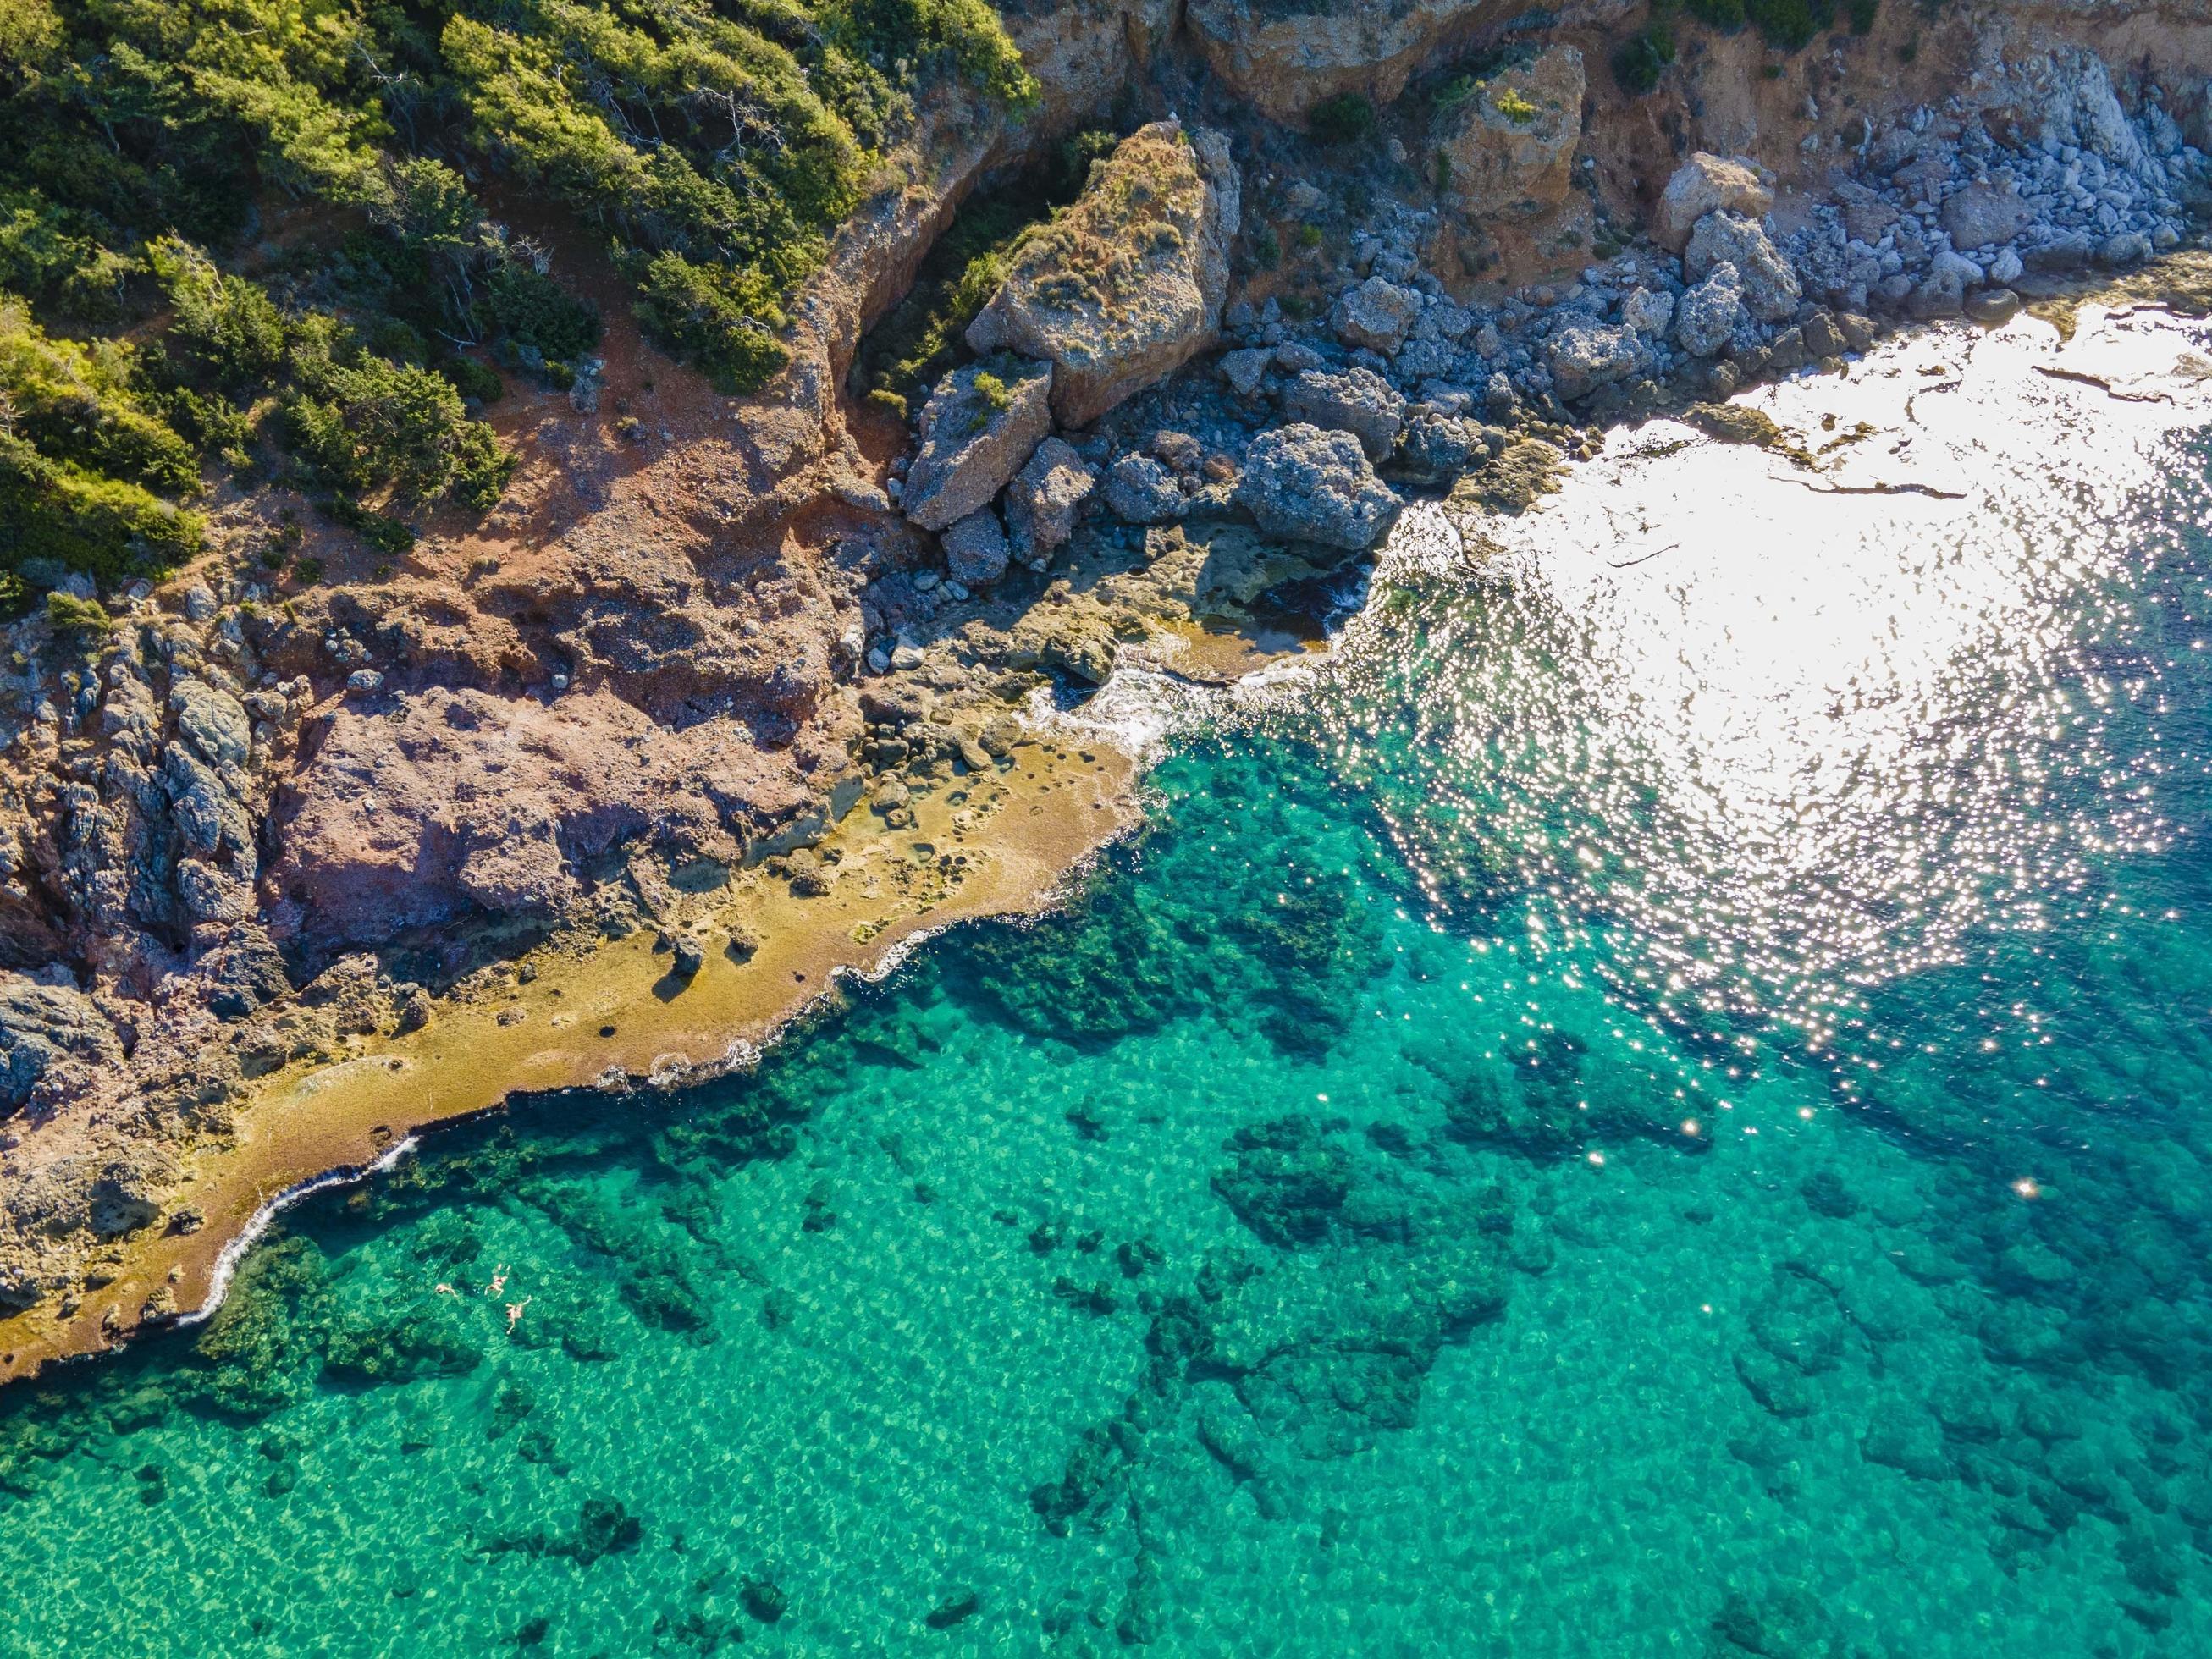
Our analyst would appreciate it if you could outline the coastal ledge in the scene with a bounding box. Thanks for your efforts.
[0,735,1136,1386]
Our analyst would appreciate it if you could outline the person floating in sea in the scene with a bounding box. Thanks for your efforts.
[505,1298,531,1334]
[433,1283,458,1298]
[486,1265,509,1298]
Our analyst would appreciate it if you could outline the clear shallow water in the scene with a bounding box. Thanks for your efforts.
[6,316,2212,1656]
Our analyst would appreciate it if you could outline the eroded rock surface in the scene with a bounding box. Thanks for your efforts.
[1434,47,1585,224]
[1237,426,1402,552]
[902,359,1055,532]
[967,122,1240,428]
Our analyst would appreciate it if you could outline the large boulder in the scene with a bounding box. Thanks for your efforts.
[1433,47,1584,224]
[1941,181,2034,251]
[1237,425,1402,552]
[1547,323,1640,401]
[1674,262,1744,357]
[1283,367,1406,462]
[1183,0,1481,123]
[1333,277,1422,355]
[1653,154,1773,252]
[902,359,1054,532]
[942,510,1012,588]
[1003,438,1097,567]
[1103,454,1187,524]
[1685,211,1801,323]
[967,122,1239,429]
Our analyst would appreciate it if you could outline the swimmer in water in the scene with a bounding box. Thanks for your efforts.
[433,1283,457,1298]
[505,1298,531,1333]
[486,1265,509,1298]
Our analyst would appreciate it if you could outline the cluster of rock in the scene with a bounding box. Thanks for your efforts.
[887,118,1241,616]
[1784,50,2203,322]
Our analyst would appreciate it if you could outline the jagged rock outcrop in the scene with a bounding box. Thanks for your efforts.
[1547,323,1641,401]
[1434,47,1584,224]
[1685,212,1801,322]
[1674,263,1745,357]
[1237,426,1402,552]
[967,122,1240,429]
[1104,454,1188,524]
[1004,438,1098,568]
[1283,367,1406,462]
[1183,0,1493,123]
[943,510,1012,587]
[902,359,1055,532]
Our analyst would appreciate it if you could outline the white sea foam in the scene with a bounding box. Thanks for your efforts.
[180,1134,420,1327]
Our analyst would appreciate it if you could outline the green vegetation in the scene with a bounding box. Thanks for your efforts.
[0,0,1035,590]
[854,128,1117,416]
[1308,93,1377,147]
[43,591,113,637]
[1492,88,1541,125]
[1611,25,1678,95]
[1655,0,1851,49]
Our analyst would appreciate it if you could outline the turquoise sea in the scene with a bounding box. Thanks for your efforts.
[5,319,2212,1657]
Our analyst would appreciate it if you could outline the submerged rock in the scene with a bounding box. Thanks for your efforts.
[967,122,1239,428]
[1236,425,1402,551]
[902,359,1053,532]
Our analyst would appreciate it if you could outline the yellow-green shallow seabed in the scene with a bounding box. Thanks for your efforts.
[3,302,2212,1657]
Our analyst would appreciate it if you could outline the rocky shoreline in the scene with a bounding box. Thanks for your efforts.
[5,0,2212,1378]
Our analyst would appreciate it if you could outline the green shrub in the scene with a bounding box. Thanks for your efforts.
[1746,0,1827,48]
[1846,0,1878,31]
[1308,93,1377,146]
[972,369,1011,412]
[284,340,514,506]
[1612,26,1677,94]
[328,495,419,554]
[148,240,289,394]
[632,251,792,395]
[440,356,505,405]
[1678,0,1749,28]
[1249,225,1281,269]
[0,432,201,585]
[44,590,112,636]
[482,261,602,367]
[0,303,199,494]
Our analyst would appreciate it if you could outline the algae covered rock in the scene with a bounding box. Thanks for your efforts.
[1236,425,1402,552]
[901,359,1053,532]
[1433,47,1584,224]
[966,122,1239,428]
